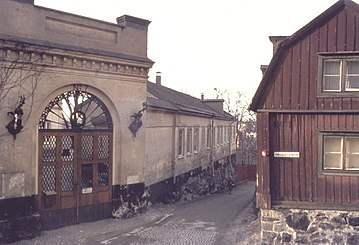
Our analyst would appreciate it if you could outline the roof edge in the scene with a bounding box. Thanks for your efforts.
[250,0,357,112]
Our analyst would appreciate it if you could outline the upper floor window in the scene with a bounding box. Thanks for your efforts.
[320,57,359,94]
[320,132,359,174]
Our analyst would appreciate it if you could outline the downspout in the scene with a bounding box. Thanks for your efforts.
[171,112,177,184]
[228,118,236,170]
[210,114,215,176]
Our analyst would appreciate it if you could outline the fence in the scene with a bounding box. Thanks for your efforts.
[236,164,256,183]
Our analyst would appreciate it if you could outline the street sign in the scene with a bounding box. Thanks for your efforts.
[274,152,300,158]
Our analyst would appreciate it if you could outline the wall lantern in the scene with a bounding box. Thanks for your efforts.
[262,149,269,157]
[129,102,147,136]
[6,95,26,139]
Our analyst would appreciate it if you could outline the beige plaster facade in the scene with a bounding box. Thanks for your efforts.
[0,1,237,241]
[145,83,237,187]
[0,0,153,199]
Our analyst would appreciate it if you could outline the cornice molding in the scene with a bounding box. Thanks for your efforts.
[0,42,151,78]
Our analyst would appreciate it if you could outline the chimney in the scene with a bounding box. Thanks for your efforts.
[269,36,289,54]
[116,15,151,30]
[260,65,269,76]
[156,72,162,86]
[202,99,224,114]
[201,93,204,100]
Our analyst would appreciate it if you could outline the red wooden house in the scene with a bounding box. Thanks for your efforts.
[250,0,359,243]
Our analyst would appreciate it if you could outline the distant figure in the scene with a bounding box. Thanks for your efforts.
[228,178,234,194]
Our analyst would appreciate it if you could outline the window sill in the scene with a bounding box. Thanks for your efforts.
[319,170,359,176]
[178,155,184,159]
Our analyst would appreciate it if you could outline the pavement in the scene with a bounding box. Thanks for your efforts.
[15,181,258,245]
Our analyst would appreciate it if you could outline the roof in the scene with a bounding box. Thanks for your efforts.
[249,0,359,112]
[147,82,234,120]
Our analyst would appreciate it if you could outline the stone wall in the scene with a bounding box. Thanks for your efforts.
[261,208,359,244]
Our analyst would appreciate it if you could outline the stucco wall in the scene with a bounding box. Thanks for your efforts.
[144,111,173,185]
[0,51,149,196]
[0,0,149,57]
[0,0,152,197]
[145,110,236,186]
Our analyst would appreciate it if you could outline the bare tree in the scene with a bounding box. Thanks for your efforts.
[214,89,257,165]
[0,39,46,137]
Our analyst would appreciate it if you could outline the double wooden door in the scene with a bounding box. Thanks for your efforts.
[38,130,112,228]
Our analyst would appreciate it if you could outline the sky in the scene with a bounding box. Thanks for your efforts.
[35,0,346,101]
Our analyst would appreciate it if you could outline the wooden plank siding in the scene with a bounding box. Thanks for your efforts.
[263,8,359,111]
[269,113,359,205]
[252,2,359,209]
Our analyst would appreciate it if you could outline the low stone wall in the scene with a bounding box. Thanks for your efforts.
[261,208,359,244]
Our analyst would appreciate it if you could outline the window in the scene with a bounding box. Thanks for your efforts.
[201,126,206,149]
[217,126,220,145]
[187,128,192,155]
[207,127,211,149]
[178,129,185,157]
[320,133,359,173]
[224,126,227,143]
[228,126,232,142]
[194,127,199,153]
[320,57,359,94]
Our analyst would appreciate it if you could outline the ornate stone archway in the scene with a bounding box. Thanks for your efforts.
[38,86,113,229]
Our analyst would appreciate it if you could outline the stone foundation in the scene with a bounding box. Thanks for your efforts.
[261,208,359,244]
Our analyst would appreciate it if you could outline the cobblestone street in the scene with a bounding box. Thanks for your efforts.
[16,181,259,245]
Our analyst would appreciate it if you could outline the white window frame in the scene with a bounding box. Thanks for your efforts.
[186,128,192,155]
[178,128,185,158]
[319,132,359,175]
[319,55,359,95]
[194,127,199,153]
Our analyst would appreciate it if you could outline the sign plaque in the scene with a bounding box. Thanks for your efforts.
[274,152,300,158]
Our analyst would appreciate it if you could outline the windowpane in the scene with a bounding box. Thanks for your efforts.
[323,61,341,91]
[346,155,359,170]
[178,129,184,156]
[201,126,206,149]
[324,153,342,169]
[346,76,359,90]
[324,61,340,74]
[207,127,211,148]
[324,137,342,152]
[323,77,341,91]
[347,61,359,73]
[323,136,342,170]
[187,128,192,154]
[346,137,359,170]
[194,127,199,152]
[346,137,359,152]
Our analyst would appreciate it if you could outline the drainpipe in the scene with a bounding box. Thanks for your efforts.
[228,120,234,170]
[172,112,177,184]
[210,115,215,176]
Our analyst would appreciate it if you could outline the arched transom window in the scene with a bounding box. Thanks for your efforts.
[39,88,112,130]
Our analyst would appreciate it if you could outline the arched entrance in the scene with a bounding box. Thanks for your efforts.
[38,86,113,229]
